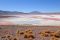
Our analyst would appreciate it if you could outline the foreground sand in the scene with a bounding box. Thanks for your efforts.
[0,25,60,40]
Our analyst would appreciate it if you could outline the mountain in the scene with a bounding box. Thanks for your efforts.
[29,11,41,14]
[0,10,41,15]
[29,11,60,15]
[0,10,60,15]
[0,10,26,15]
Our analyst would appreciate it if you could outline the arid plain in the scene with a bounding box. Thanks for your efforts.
[0,15,60,40]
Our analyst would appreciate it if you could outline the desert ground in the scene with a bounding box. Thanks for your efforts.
[0,15,60,40]
[0,25,60,40]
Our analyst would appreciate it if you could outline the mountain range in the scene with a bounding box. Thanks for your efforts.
[0,10,60,15]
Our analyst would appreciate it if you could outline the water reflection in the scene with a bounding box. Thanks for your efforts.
[0,16,60,26]
[0,17,42,24]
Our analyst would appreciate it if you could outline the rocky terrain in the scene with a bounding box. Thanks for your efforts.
[0,25,60,40]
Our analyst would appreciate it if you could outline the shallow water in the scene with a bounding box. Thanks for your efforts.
[0,15,60,26]
[0,17,42,24]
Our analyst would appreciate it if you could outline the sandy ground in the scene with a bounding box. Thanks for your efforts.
[0,25,60,40]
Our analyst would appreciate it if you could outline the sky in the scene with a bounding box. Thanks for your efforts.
[0,0,60,13]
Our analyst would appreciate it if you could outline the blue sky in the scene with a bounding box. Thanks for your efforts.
[0,0,60,12]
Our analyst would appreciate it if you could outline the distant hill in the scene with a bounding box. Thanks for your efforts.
[0,10,26,15]
[29,11,41,14]
[0,10,60,15]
